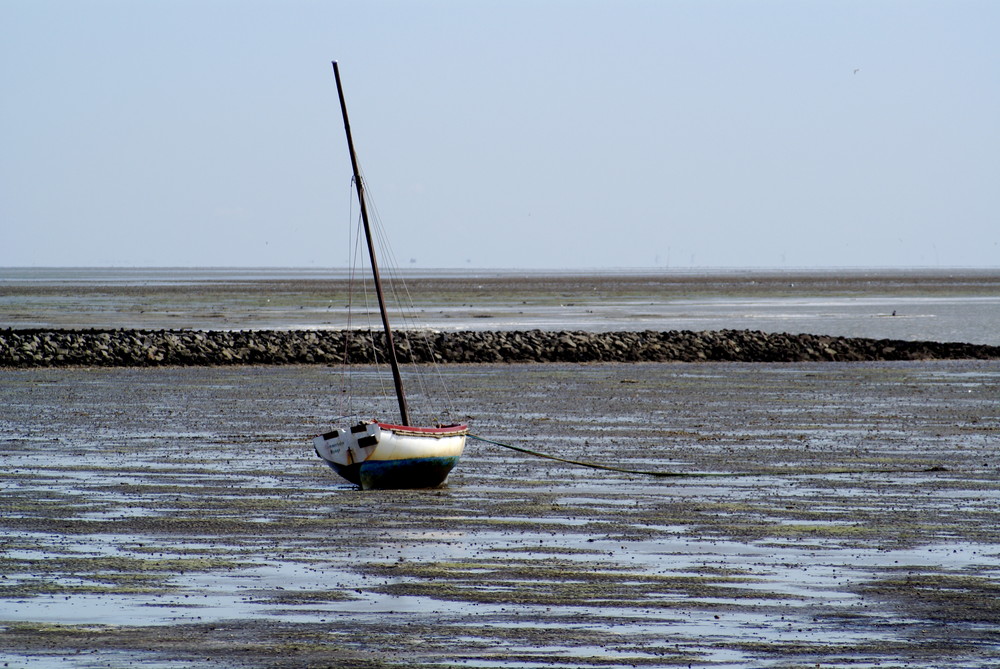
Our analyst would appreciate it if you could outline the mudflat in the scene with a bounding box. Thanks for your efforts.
[4,268,1000,344]
[2,361,998,667]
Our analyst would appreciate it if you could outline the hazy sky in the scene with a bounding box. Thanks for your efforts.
[2,1,998,269]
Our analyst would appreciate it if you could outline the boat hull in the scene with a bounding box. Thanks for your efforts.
[314,421,467,490]
[329,456,461,490]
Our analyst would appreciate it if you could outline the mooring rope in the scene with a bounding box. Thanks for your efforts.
[467,434,948,479]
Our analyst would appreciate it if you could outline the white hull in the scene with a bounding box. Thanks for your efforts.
[314,421,468,489]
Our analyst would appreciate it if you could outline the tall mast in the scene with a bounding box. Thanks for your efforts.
[332,61,410,426]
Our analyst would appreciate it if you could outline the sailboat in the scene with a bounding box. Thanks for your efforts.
[313,61,468,490]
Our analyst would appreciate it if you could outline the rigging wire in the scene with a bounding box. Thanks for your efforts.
[370,215,449,420]
[354,170,401,414]
[353,168,459,425]
[377,240,460,425]
[339,177,357,420]
[340,165,458,425]
[341,173,395,418]
[356,213,392,410]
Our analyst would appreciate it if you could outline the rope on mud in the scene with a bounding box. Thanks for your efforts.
[468,434,714,478]
[467,434,948,479]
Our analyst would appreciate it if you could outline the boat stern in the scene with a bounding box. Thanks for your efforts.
[313,421,381,467]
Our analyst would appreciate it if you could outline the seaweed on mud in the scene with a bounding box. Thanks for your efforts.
[1,556,240,575]
[732,638,972,664]
[487,544,603,555]
[860,572,1000,624]
[366,558,793,608]
[0,622,411,669]
[0,580,167,597]
[0,555,243,598]
[0,514,352,538]
[253,588,359,605]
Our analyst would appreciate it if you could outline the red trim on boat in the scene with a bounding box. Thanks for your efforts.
[376,422,468,435]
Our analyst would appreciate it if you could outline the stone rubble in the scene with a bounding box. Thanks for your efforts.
[2,328,998,368]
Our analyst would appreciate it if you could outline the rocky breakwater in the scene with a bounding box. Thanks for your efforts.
[2,329,999,368]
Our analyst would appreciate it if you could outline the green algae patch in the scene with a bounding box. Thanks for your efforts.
[861,572,1000,624]
[1,513,350,538]
[760,522,873,538]
[0,621,414,668]
[489,545,603,556]
[255,589,359,605]
[0,555,242,598]
[0,580,167,597]
[1,555,240,575]
[366,558,791,608]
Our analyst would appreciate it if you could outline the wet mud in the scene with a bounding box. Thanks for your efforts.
[2,361,999,667]
[4,268,1000,345]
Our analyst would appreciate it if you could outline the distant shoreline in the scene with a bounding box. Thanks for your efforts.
[3,266,1000,285]
[3,328,998,368]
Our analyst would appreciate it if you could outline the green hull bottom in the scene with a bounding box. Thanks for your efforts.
[327,456,461,490]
